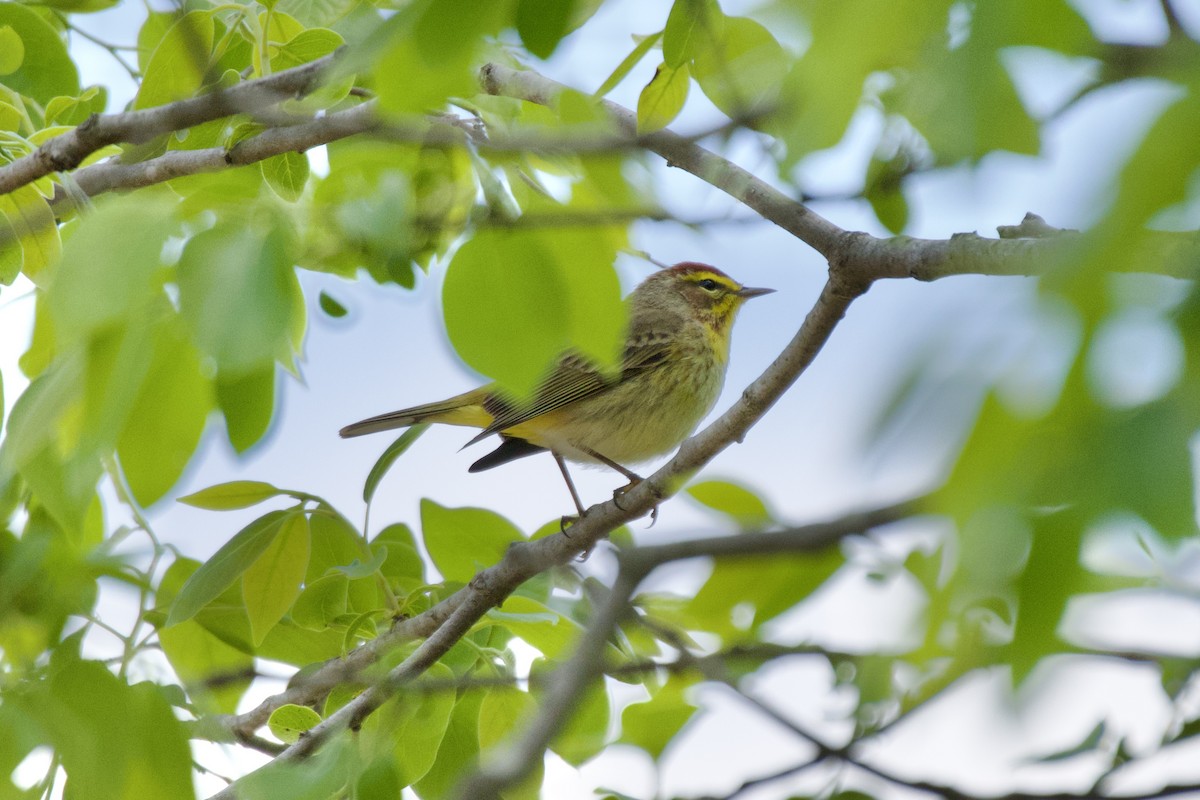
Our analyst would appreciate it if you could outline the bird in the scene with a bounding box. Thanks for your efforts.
[340,262,773,518]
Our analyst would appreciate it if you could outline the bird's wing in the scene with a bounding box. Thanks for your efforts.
[465,331,673,446]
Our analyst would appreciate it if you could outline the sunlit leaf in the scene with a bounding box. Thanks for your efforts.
[243,512,311,645]
[421,500,524,583]
[268,704,322,744]
[167,510,296,627]
[636,63,689,134]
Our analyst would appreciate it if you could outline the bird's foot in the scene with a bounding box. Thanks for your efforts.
[611,475,644,510]
[559,513,580,536]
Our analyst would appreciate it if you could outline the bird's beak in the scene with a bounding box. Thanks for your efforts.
[736,286,775,299]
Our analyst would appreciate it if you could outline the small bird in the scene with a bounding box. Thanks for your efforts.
[340,262,773,517]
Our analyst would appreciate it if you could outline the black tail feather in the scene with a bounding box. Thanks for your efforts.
[469,437,548,472]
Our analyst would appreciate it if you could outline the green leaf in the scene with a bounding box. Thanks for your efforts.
[47,195,174,345]
[156,558,255,714]
[691,16,787,119]
[421,500,524,584]
[686,478,773,530]
[637,63,689,134]
[318,291,348,318]
[176,220,301,376]
[38,660,195,800]
[291,573,349,629]
[620,676,697,759]
[331,546,386,579]
[517,0,576,59]
[276,0,356,27]
[0,26,24,76]
[243,512,311,645]
[0,185,61,284]
[477,688,544,797]
[268,704,323,744]
[488,595,594,660]
[115,317,213,507]
[443,230,569,397]
[178,480,284,511]
[594,31,662,97]
[443,227,624,397]
[0,4,79,104]
[540,660,609,766]
[167,509,295,626]
[363,424,430,504]
[372,0,507,116]
[662,0,723,68]
[773,0,949,159]
[686,547,845,637]
[261,151,311,202]
[269,27,345,71]
[1008,508,1083,684]
[216,365,277,453]
[374,522,426,585]
[135,11,214,109]
[412,688,483,799]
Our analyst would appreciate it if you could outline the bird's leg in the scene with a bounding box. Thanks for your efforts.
[554,453,587,534]
[577,445,643,487]
[575,446,657,522]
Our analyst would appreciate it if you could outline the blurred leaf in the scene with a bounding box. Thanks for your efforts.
[421,500,524,583]
[277,0,356,27]
[517,0,576,59]
[637,63,689,134]
[363,424,430,504]
[662,0,723,68]
[1008,508,1083,684]
[687,547,845,637]
[620,676,697,759]
[318,291,348,318]
[686,478,772,530]
[243,512,311,645]
[0,3,79,104]
[216,364,277,453]
[268,704,322,744]
[372,0,506,116]
[773,0,949,159]
[0,26,24,75]
[38,661,196,799]
[115,316,213,507]
[536,660,609,766]
[692,16,786,119]
[177,220,301,376]
[595,31,662,98]
[167,509,296,627]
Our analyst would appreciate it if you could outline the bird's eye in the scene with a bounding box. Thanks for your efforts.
[698,279,719,291]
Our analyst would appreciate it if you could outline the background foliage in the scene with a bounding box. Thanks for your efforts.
[0,0,1198,798]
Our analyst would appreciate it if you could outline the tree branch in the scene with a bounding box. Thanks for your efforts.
[480,63,1200,282]
[0,54,338,195]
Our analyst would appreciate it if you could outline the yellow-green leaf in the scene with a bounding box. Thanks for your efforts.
[637,63,689,134]
[178,480,284,510]
[268,703,322,743]
[243,512,311,645]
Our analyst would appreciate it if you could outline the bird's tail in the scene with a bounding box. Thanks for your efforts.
[339,388,492,438]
